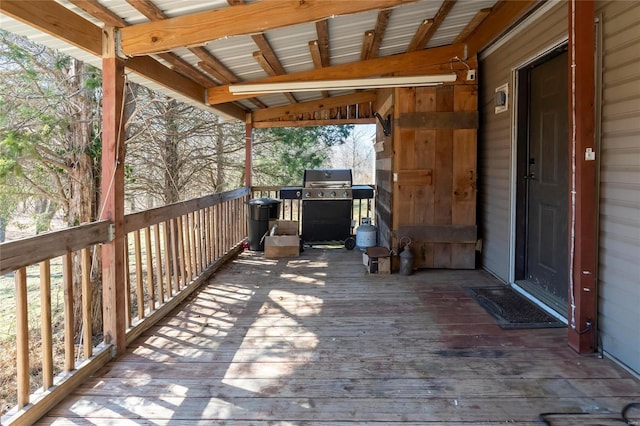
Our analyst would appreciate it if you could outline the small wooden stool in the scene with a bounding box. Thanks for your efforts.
[365,246,391,274]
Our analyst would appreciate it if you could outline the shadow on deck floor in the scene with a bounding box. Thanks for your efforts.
[40,247,640,425]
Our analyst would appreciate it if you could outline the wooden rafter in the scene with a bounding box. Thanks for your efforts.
[462,0,537,56]
[251,34,285,75]
[156,52,217,87]
[309,40,324,69]
[369,9,393,59]
[119,0,418,55]
[252,92,377,122]
[309,21,331,98]
[0,0,249,118]
[453,8,491,43]
[361,31,376,61]
[408,0,456,51]
[315,20,331,67]
[251,34,298,104]
[68,0,127,27]
[362,9,393,61]
[125,0,166,21]
[125,0,253,112]
[208,43,465,105]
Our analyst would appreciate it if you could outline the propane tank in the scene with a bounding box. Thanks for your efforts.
[356,223,377,250]
[399,237,414,276]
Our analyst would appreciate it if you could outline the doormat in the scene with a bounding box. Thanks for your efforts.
[465,286,566,329]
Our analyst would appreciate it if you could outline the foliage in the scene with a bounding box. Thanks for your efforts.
[124,84,246,208]
[0,30,101,229]
[253,125,354,185]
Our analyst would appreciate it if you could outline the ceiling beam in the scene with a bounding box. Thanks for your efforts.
[252,92,377,122]
[254,118,375,128]
[125,0,252,112]
[119,0,418,55]
[208,43,465,105]
[463,0,537,56]
[0,1,242,118]
[126,56,245,120]
[408,0,456,51]
[1,0,102,55]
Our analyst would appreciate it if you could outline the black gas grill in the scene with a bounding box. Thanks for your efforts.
[280,169,374,247]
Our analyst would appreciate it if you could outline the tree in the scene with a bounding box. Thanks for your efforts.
[252,125,354,185]
[124,85,246,208]
[0,30,103,333]
[331,124,375,183]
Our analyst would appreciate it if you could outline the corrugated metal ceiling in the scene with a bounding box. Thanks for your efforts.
[1,0,500,119]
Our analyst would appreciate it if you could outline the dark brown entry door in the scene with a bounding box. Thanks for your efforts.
[523,51,569,311]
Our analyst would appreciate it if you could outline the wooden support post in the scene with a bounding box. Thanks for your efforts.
[567,0,597,354]
[100,27,127,355]
[245,114,253,188]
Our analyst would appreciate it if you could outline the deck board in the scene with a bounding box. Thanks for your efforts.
[39,247,640,424]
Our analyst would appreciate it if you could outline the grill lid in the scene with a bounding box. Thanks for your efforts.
[303,169,352,188]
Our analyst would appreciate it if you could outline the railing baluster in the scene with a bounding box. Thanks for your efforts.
[170,218,180,293]
[186,214,194,283]
[145,227,156,311]
[177,216,187,288]
[15,267,29,409]
[204,207,213,266]
[215,204,221,259]
[166,220,176,298]
[155,223,165,305]
[190,212,198,276]
[40,260,53,390]
[2,188,254,424]
[124,234,132,327]
[62,252,74,372]
[133,229,144,320]
[81,248,93,359]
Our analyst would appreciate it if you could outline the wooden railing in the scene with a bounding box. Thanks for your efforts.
[0,187,250,425]
[251,185,376,231]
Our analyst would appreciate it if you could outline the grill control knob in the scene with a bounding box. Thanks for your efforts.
[304,191,311,198]
[317,191,324,198]
[342,191,349,198]
[330,191,337,197]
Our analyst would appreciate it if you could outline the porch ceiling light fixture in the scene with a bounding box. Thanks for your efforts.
[228,74,458,94]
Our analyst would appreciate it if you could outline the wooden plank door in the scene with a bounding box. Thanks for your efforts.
[393,83,478,269]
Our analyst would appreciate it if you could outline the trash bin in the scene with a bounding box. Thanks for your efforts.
[246,197,282,251]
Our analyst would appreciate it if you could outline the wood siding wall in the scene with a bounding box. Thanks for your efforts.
[374,82,478,269]
[478,3,567,281]
[375,88,394,248]
[393,85,478,269]
[595,0,640,374]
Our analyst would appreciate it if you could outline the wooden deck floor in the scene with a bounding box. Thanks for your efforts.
[41,247,640,425]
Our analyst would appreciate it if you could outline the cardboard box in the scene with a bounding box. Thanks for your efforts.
[264,220,300,258]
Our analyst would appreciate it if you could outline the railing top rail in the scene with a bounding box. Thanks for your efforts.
[125,187,250,233]
[0,220,111,275]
